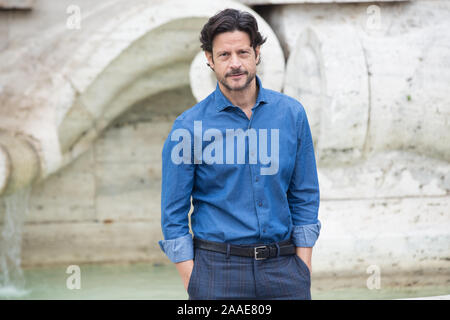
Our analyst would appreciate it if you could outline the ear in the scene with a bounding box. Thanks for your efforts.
[204,50,215,70]
[255,46,261,65]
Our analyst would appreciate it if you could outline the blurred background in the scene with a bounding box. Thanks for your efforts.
[0,0,448,299]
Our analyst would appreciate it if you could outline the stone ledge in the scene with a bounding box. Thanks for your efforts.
[240,0,408,4]
[19,196,449,275]
[21,220,165,267]
[0,0,34,9]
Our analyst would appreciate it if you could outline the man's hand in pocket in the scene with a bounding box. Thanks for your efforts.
[296,247,312,274]
[175,259,194,290]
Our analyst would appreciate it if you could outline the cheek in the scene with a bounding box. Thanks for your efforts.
[243,56,256,67]
[214,63,227,74]
[243,61,256,72]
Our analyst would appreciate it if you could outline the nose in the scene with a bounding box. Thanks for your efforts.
[229,53,242,69]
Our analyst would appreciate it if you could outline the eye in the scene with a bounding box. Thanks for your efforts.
[219,52,229,57]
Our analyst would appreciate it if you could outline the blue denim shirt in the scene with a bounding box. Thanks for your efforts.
[159,76,321,263]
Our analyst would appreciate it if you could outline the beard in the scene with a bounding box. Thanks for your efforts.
[218,68,256,92]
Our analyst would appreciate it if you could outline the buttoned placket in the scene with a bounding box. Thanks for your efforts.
[233,101,267,240]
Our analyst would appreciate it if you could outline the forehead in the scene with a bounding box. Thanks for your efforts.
[212,30,251,51]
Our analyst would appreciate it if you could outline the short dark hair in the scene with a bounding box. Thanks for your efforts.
[199,8,266,54]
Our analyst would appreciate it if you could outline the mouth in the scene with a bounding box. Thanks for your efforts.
[228,72,246,79]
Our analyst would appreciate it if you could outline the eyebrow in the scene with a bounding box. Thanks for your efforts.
[215,48,251,55]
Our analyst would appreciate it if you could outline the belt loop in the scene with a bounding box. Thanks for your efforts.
[275,243,280,257]
[226,244,231,259]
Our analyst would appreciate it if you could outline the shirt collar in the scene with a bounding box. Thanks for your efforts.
[214,75,268,113]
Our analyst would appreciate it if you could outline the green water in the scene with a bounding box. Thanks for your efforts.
[0,263,448,300]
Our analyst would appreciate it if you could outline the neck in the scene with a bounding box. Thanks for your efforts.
[219,77,258,110]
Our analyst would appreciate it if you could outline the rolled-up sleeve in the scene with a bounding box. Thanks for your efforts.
[287,104,321,247]
[158,234,194,263]
[159,118,195,263]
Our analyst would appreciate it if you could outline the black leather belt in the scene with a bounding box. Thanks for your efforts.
[193,237,296,260]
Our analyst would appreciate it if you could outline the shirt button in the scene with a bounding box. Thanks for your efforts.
[258,201,262,207]
[255,176,259,182]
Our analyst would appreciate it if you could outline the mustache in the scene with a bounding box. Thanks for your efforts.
[226,70,248,77]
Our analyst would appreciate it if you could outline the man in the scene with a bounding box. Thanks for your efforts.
[159,8,321,300]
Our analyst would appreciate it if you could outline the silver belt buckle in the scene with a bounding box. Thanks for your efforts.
[254,246,268,260]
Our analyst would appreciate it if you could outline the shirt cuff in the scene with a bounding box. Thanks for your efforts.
[291,221,322,247]
[158,234,194,263]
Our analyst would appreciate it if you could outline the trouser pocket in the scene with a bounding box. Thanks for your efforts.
[294,254,311,281]
[187,250,199,298]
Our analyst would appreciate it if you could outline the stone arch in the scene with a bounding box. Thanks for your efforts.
[0,0,285,196]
